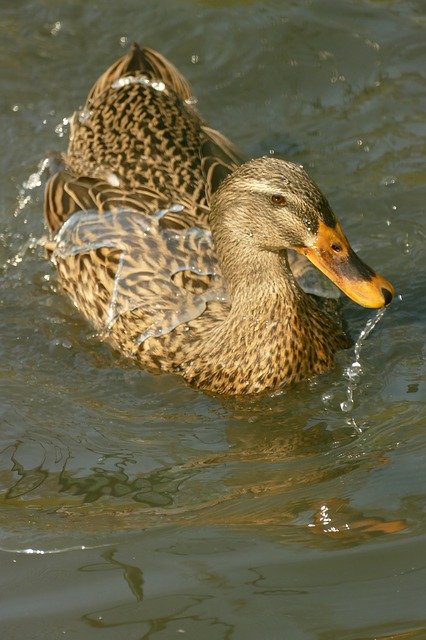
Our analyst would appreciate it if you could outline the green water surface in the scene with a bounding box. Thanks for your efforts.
[0,1,425,638]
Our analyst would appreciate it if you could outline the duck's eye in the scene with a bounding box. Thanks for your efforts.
[331,242,342,253]
[271,194,286,205]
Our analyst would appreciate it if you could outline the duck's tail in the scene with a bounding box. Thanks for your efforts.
[86,43,194,105]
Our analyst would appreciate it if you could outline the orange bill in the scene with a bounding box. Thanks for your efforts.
[295,221,394,308]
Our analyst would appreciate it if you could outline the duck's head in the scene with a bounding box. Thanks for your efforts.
[210,157,394,308]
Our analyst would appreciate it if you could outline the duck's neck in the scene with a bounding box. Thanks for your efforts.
[181,218,346,394]
[216,228,306,342]
[211,208,298,301]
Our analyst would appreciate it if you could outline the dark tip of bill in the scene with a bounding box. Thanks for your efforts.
[382,287,393,305]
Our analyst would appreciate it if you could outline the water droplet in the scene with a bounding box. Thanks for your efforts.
[50,21,61,36]
[319,50,333,61]
[365,39,380,51]
[151,81,165,92]
[381,176,397,187]
[54,116,70,138]
[106,172,120,187]
[78,109,91,123]
[169,203,184,213]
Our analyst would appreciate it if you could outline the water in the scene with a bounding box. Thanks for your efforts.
[340,306,387,418]
[1,0,425,638]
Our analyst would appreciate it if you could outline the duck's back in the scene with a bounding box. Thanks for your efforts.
[45,45,241,235]
[44,46,241,368]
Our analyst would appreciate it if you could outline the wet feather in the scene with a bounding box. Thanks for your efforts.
[44,44,350,395]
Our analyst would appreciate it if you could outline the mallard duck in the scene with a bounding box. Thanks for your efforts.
[44,44,393,395]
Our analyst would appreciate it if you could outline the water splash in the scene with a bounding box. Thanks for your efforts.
[13,157,49,218]
[54,116,71,138]
[2,159,50,271]
[4,236,41,269]
[340,307,387,417]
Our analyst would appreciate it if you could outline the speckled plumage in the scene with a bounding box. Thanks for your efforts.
[44,44,358,395]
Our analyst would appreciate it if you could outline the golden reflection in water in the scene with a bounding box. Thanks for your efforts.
[0,403,408,548]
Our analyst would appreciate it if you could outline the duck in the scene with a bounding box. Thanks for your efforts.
[43,44,394,395]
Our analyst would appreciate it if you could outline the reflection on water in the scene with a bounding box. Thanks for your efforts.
[1,0,425,637]
[0,387,410,552]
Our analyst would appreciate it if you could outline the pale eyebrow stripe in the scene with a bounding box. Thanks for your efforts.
[245,180,283,193]
[245,184,305,209]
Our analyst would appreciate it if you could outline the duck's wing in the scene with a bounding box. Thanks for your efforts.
[44,170,193,233]
[44,171,227,348]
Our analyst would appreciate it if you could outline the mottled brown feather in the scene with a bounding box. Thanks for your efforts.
[44,45,349,395]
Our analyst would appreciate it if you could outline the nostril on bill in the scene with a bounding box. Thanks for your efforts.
[381,287,393,305]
